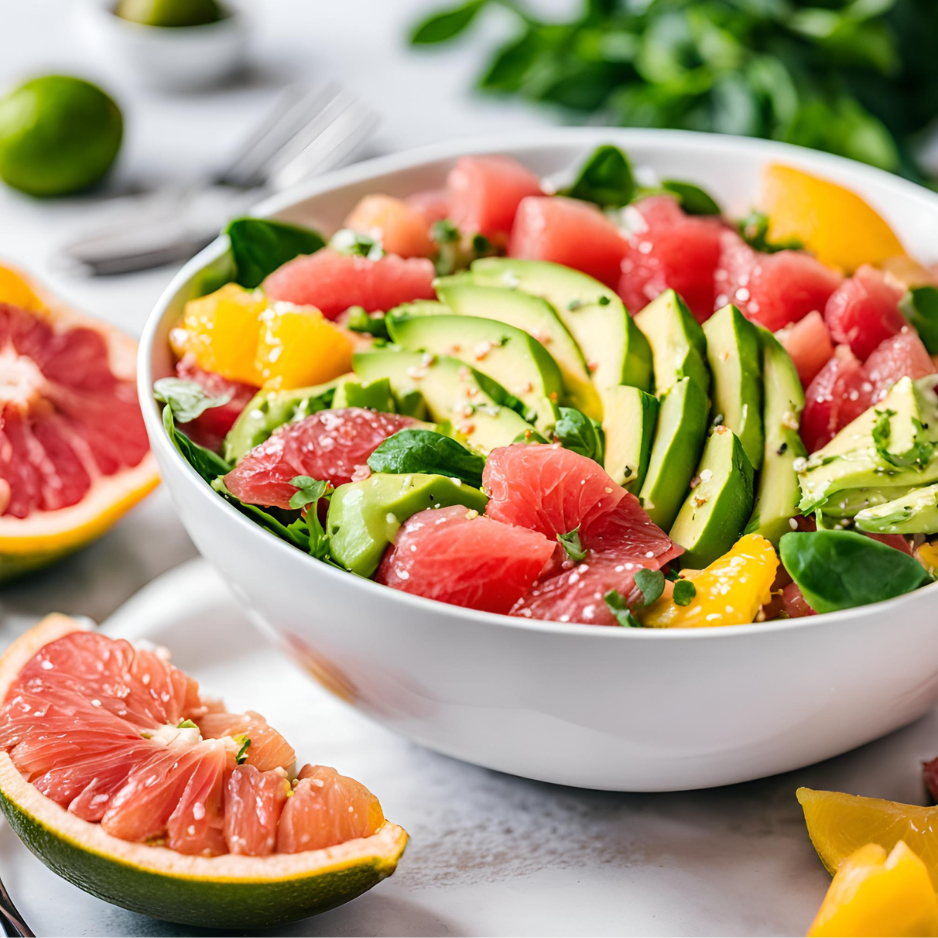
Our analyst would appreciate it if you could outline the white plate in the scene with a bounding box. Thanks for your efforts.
[6,561,938,936]
[139,129,938,791]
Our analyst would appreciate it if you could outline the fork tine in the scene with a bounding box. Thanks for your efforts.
[219,84,346,189]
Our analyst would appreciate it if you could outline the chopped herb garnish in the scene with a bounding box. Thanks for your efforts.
[431,219,460,245]
[597,295,610,306]
[346,306,390,340]
[330,228,385,260]
[672,579,697,606]
[738,210,803,254]
[633,568,665,607]
[177,719,198,730]
[603,589,642,628]
[557,527,587,563]
[235,736,252,765]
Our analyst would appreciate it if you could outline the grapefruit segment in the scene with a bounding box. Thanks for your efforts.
[0,615,407,928]
[0,266,158,580]
[175,355,257,453]
[447,155,543,239]
[198,710,296,773]
[824,265,906,360]
[224,408,418,509]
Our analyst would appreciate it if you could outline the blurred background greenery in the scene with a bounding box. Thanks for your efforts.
[410,0,938,181]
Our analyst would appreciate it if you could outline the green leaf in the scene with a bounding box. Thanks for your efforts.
[603,589,643,628]
[553,407,605,464]
[557,527,587,563]
[900,286,938,354]
[737,209,803,254]
[672,579,697,606]
[410,0,486,44]
[779,530,932,614]
[162,404,231,484]
[562,145,636,208]
[633,568,665,607]
[177,719,198,729]
[154,378,232,424]
[211,478,311,552]
[289,476,330,512]
[346,307,390,340]
[330,228,384,260]
[479,29,542,91]
[226,217,326,290]
[660,180,721,215]
[367,429,486,488]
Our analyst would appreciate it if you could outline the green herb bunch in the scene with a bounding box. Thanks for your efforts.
[411,0,938,179]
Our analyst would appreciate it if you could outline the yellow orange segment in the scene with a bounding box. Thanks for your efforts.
[808,841,938,938]
[761,164,905,273]
[176,283,266,385]
[256,304,354,390]
[344,194,436,258]
[798,787,938,889]
[0,264,45,311]
[639,533,778,628]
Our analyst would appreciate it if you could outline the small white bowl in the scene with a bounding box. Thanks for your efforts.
[81,0,248,92]
[140,129,938,791]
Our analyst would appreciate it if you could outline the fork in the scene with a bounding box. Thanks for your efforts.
[58,83,379,276]
[0,874,32,938]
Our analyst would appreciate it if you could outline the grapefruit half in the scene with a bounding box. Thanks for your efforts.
[0,615,407,929]
[0,264,159,580]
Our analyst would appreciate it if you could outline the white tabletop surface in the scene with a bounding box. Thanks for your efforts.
[0,3,936,936]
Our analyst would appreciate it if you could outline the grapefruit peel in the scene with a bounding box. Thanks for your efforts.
[0,616,408,929]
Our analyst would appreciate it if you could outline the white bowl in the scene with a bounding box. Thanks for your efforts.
[81,0,247,92]
[139,129,938,791]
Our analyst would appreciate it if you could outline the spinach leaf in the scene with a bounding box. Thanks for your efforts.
[211,478,312,552]
[346,307,390,340]
[162,404,231,483]
[154,378,232,424]
[367,429,486,488]
[554,407,605,464]
[672,579,697,606]
[633,568,665,607]
[226,217,326,289]
[557,527,587,563]
[900,286,938,354]
[779,530,932,614]
[330,228,384,260]
[562,145,635,208]
[603,589,642,628]
[660,180,721,216]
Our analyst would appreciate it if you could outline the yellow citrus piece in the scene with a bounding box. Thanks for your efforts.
[808,840,938,938]
[916,541,938,576]
[798,787,938,889]
[882,255,938,289]
[762,164,905,273]
[0,264,45,311]
[256,303,354,390]
[639,533,778,628]
[176,283,266,385]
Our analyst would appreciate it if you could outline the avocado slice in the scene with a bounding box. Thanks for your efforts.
[223,377,343,463]
[669,426,755,569]
[433,279,600,419]
[855,483,938,535]
[327,473,488,577]
[467,257,654,399]
[388,300,451,317]
[602,385,658,491]
[816,486,916,522]
[704,304,764,470]
[633,290,709,398]
[799,377,938,514]
[386,313,561,434]
[744,330,803,544]
[331,377,396,413]
[353,349,536,453]
[638,376,709,530]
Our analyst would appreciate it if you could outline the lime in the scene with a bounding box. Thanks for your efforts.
[115,0,222,27]
[0,76,123,197]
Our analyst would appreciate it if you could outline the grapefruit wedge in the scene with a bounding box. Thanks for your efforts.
[0,615,407,929]
[0,264,158,580]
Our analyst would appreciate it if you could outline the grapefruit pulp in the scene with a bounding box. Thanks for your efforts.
[0,264,158,580]
[0,615,406,928]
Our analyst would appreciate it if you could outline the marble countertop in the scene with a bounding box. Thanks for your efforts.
[0,3,935,935]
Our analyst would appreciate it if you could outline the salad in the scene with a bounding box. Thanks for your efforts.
[156,145,938,628]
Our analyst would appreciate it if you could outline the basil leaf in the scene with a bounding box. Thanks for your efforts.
[900,286,938,355]
[672,579,697,606]
[330,228,384,260]
[660,180,721,216]
[367,429,486,488]
[154,378,232,424]
[562,145,635,208]
[162,404,231,483]
[557,527,587,563]
[779,530,932,614]
[346,307,390,340]
[554,407,605,464]
[226,217,326,289]
[603,589,642,628]
[633,568,665,607]
[410,0,486,44]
